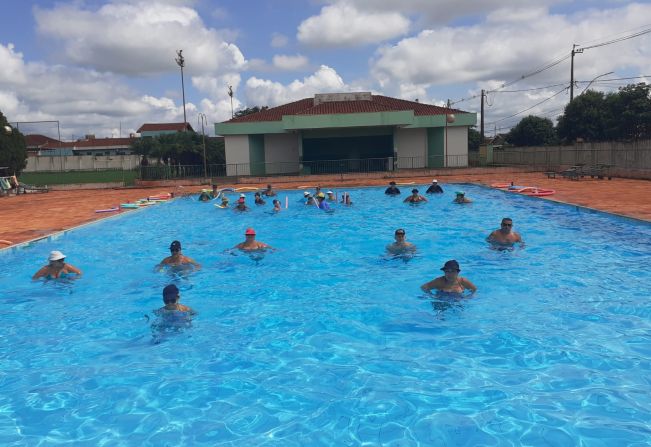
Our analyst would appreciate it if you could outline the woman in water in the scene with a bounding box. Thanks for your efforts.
[420,260,476,294]
[32,251,82,280]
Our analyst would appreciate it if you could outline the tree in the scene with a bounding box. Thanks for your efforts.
[0,111,27,174]
[130,131,225,165]
[556,90,607,143]
[234,106,268,118]
[506,115,557,146]
[468,127,481,151]
[603,83,651,141]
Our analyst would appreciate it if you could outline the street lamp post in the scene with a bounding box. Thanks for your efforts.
[579,71,614,96]
[228,85,234,118]
[175,50,187,126]
[445,112,455,167]
[198,113,208,179]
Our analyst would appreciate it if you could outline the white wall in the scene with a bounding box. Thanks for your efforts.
[264,133,300,174]
[24,154,142,172]
[446,127,468,167]
[395,128,427,168]
[224,135,250,176]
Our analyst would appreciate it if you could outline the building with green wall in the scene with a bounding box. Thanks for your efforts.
[215,92,476,176]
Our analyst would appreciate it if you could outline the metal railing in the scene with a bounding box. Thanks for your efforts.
[139,155,472,181]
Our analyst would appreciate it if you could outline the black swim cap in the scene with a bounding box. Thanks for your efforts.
[163,284,179,299]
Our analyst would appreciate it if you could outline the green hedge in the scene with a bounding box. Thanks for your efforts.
[19,170,139,186]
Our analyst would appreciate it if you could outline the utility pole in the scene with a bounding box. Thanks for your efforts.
[198,113,208,179]
[228,85,234,118]
[480,89,485,142]
[570,44,583,102]
[175,50,187,126]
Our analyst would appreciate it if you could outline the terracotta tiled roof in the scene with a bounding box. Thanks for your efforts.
[223,95,466,123]
[70,137,135,148]
[25,134,62,148]
[137,122,194,132]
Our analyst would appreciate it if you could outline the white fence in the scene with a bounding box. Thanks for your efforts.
[24,155,143,172]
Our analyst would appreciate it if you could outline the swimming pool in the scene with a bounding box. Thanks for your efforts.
[1,184,650,445]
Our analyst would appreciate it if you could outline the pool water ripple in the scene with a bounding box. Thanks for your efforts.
[1,184,651,445]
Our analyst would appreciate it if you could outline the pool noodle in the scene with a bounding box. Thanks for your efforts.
[285,196,288,209]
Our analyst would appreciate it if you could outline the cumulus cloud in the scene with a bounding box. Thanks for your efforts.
[371,4,651,92]
[272,54,309,71]
[244,65,347,107]
[297,3,410,47]
[34,1,246,76]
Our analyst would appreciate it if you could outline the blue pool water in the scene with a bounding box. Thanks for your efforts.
[1,184,651,446]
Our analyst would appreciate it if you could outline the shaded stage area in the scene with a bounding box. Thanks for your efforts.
[302,135,393,174]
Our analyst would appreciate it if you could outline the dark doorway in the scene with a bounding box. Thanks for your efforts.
[302,135,393,174]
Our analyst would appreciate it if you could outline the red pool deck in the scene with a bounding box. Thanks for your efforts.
[1,172,650,249]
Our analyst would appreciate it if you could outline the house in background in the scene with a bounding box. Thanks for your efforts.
[24,134,68,156]
[26,134,136,156]
[137,122,194,137]
[215,92,476,176]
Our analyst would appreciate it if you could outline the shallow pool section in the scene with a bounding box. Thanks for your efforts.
[1,184,651,445]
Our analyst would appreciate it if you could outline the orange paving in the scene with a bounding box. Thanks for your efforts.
[1,172,650,248]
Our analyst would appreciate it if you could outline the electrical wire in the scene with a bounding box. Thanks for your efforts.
[486,87,568,125]
[579,27,651,51]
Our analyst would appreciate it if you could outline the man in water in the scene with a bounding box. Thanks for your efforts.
[385,181,401,195]
[326,190,337,202]
[404,188,427,203]
[487,218,524,246]
[317,194,331,211]
[272,199,282,212]
[263,184,276,197]
[157,241,201,270]
[426,179,444,194]
[235,228,273,251]
[421,260,477,294]
[235,194,250,211]
[32,250,82,280]
[386,229,416,255]
[155,284,196,316]
[453,191,472,204]
[305,193,316,206]
[254,191,266,205]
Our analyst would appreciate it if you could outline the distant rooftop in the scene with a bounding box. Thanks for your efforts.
[137,122,194,133]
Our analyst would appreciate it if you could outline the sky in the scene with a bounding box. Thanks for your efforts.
[0,0,650,140]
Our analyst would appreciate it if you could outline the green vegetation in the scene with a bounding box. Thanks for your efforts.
[131,132,225,165]
[506,116,558,146]
[20,170,139,186]
[0,110,28,174]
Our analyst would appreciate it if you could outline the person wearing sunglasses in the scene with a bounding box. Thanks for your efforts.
[487,217,523,247]
[157,240,201,270]
[421,260,477,294]
[386,229,416,255]
[32,250,82,280]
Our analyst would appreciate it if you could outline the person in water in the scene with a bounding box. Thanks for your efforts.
[235,228,273,251]
[340,192,353,205]
[198,190,212,202]
[453,191,472,204]
[404,188,427,203]
[155,284,196,316]
[220,194,230,207]
[272,199,282,211]
[157,241,201,269]
[487,217,524,246]
[305,193,316,206]
[254,191,266,205]
[425,179,444,194]
[263,184,276,197]
[32,250,82,279]
[421,260,477,294]
[326,190,337,202]
[235,195,250,211]
[386,228,416,255]
[317,194,331,210]
[385,181,401,195]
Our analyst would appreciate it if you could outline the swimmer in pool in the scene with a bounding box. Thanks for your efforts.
[263,184,276,197]
[234,194,250,211]
[487,217,524,247]
[154,284,196,316]
[32,250,82,279]
[157,241,201,270]
[272,199,282,212]
[234,228,273,251]
[453,191,472,204]
[386,228,416,255]
[420,260,477,294]
[404,188,427,203]
[254,191,266,205]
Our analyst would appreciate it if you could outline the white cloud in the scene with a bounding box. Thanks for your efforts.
[272,54,309,71]
[297,2,410,47]
[271,33,289,48]
[34,1,246,76]
[244,65,347,107]
[0,44,27,84]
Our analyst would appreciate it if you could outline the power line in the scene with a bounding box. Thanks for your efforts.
[579,27,651,51]
[486,86,568,125]
[490,82,568,93]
